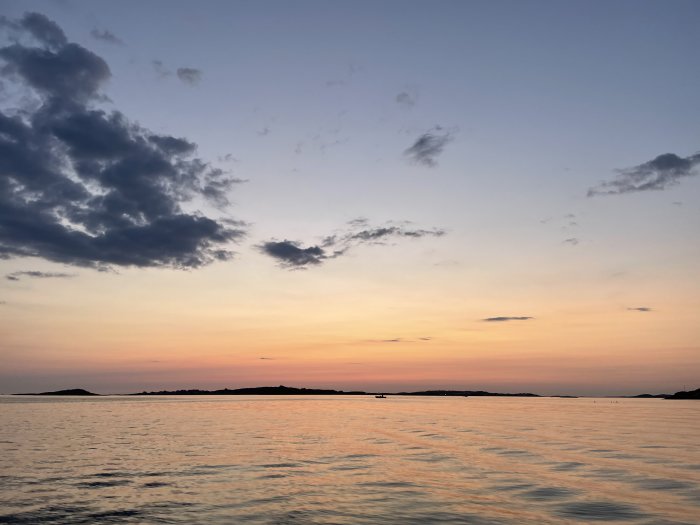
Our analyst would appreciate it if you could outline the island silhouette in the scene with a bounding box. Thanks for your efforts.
[13,385,699,398]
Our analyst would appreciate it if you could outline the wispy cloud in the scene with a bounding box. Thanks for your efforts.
[152,59,171,78]
[90,29,123,45]
[260,220,445,269]
[404,127,455,167]
[395,91,416,109]
[588,151,700,196]
[177,67,202,86]
[563,238,579,246]
[6,271,75,281]
[627,307,652,312]
[366,337,433,344]
[482,316,534,322]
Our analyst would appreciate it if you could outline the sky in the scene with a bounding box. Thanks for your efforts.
[0,0,698,396]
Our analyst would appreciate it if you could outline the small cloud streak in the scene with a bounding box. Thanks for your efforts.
[627,307,652,312]
[482,316,534,322]
[395,91,415,108]
[404,127,455,167]
[260,220,445,269]
[6,271,76,281]
[366,337,433,343]
[563,238,579,246]
[588,151,700,196]
[90,29,123,45]
[176,67,202,85]
[152,59,171,78]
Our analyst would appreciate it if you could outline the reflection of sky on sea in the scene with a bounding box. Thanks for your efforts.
[1,395,698,524]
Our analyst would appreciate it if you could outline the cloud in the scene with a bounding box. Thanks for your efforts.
[151,59,171,78]
[90,29,123,45]
[176,67,202,85]
[259,240,330,268]
[16,12,67,50]
[627,307,652,312]
[482,316,534,322]
[404,127,454,167]
[366,337,432,343]
[563,238,579,246]
[260,220,445,269]
[0,13,245,270]
[588,151,700,196]
[6,271,75,281]
[395,91,415,108]
[348,226,445,243]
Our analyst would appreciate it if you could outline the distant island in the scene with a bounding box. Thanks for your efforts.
[131,385,367,396]
[131,385,539,397]
[664,388,700,400]
[395,390,539,397]
[16,388,99,396]
[12,385,698,399]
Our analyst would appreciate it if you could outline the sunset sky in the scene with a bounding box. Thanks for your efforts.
[1,0,698,395]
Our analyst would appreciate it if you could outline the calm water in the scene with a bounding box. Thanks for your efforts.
[1,396,698,524]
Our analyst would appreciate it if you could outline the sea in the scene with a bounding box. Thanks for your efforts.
[0,395,698,524]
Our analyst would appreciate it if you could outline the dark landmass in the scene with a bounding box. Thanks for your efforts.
[23,385,697,398]
[396,390,539,397]
[551,395,579,398]
[131,385,367,396]
[130,385,539,397]
[16,388,99,396]
[623,388,699,399]
[629,393,669,398]
[665,388,700,400]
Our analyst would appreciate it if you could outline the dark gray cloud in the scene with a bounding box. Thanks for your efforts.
[627,307,652,312]
[90,29,123,46]
[6,271,75,281]
[16,12,67,50]
[348,226,445,243]
[404,127,454,167]
[482,316,534,322]
[259,240,330,268]
[176,67,202,85]
[563,238,579,246]
[588,152,700,196]
[260,220,445,269]
[0,13,245,270]
[396,91,415,108]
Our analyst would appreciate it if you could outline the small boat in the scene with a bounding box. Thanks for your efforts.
[375,394,386,398]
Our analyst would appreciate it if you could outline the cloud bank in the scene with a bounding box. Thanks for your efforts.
[0,13,244,270]
[589,151,700,196]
